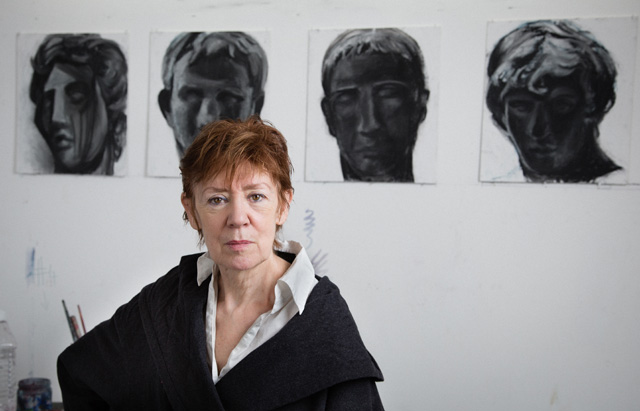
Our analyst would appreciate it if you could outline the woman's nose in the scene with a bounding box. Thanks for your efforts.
[227,199,250,227]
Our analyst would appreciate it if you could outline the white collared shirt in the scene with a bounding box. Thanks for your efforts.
[196,240,318,383]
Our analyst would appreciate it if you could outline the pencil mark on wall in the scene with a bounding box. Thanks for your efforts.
[17,33,128,175]
[303,209,329,276]
[26,247,35,281]
[147,31,269,177]
[481,18,636,184]
[26,247,57,287]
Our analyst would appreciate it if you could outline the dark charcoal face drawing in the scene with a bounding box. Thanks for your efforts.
[158,32,268,158]
[320,28,429,183]
[486,20,620,183]
[29,34,127,175]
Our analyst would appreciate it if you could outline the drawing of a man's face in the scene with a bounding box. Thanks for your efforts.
[324,54,425,181]
[37,63,109,172]
[486,20,620,182]
[161,54,256,156]
[503,81,588,176]
[29,33,128,175]
[159,32,268,158]
[321,29,428,182]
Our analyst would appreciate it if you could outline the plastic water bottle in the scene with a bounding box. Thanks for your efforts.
[0,310,17,411]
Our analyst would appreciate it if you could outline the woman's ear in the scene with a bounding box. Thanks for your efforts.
[181,193,200,230]
[276,189,294,225]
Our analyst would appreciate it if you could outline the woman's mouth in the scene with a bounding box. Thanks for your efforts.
[226,240,252,251]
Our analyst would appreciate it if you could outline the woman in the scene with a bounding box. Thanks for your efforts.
[57,116,384,410]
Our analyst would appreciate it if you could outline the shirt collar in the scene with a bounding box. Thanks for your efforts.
[195,240,317,313]
[273,240,317,314]
[196,252,215,286]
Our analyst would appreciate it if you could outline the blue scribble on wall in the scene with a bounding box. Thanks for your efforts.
[303,209,329,276]
[26,247,56,287]
[310,249,329,276]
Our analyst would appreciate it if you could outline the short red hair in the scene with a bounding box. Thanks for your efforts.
[180,116,294,243]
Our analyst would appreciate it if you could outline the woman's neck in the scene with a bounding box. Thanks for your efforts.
[216,253,290,313]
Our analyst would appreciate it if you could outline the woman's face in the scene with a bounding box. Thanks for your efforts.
[182,166,291,275]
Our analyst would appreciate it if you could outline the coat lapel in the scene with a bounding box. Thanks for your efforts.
[140,253,226,410]
[215,276,383,410]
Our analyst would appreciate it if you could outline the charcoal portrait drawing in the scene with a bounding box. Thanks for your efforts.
[147,31,268,177]
[320,28,429,182]
[481,19,637,183]
[17,33,127,175]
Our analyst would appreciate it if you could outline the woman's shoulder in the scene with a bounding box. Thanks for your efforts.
[306,275,346,307]
[296,276,380,371]
[63,252,206,355]
[138,252,205,298]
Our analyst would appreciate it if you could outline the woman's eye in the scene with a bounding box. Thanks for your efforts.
[249,194,265,202]
[209,196,226,205]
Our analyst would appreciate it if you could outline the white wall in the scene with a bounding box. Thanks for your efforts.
[1,0,639,409]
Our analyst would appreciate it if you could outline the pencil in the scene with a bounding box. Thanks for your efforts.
[70,316,82,338]
[77,304,87,334]
[61,300,78,341]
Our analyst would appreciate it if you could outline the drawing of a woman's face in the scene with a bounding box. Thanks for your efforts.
[503,82,589,175]
[37,63,109,172]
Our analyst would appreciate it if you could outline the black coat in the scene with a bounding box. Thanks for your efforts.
[58,253,384,410]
